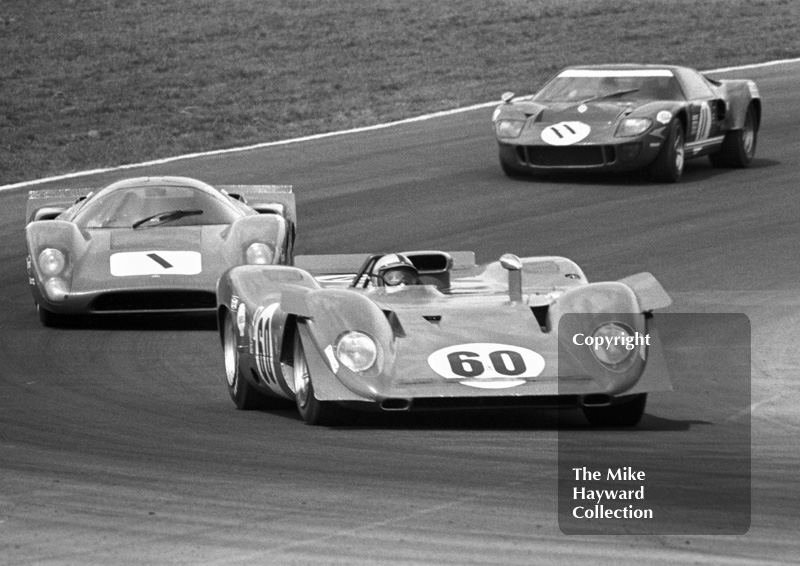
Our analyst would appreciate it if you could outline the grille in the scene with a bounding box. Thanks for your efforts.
[516,145,614,167]
[91,290,216,312]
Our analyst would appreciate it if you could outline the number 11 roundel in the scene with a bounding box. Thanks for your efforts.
[427,343,545,386]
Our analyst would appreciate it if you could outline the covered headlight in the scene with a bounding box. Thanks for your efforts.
[495,119,526,138]
[615,118,652,137]
[245,242,274,265]
[591,322,636,368]
[335,331,378,373]
[44,278,69,302]
[38,248,66,277]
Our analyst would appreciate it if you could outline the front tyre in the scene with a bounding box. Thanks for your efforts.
[223,311,271,410]
[582,394,647,427]
[500,158,528,178]
[37,304,68,327]
[648,119,685,183]
[709,104,758,168]
[293,332,343,426]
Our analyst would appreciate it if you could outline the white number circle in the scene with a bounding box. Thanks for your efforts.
[540,121,591,146]
[428,343,545,380]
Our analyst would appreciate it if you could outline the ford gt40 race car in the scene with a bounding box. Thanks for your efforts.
[493,64,761,182]
[25,176,295,326]
[216,250,672,426]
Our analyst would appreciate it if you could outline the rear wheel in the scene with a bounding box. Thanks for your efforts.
[649,119,685,183]
[582,394,647,427]
[223,311,271,410]
[709,104,758,168]
[293,332,343,426]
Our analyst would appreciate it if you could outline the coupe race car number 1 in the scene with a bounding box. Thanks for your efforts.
[428,343,545,388]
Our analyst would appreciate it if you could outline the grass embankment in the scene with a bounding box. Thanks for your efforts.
[1,0,798,185]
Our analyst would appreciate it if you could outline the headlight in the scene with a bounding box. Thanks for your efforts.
[44,278,69,302]
[335,331,378,373]
[591,322,636,368]
[246,242,274,265]
[38,248,66,277]
[615,118,652,137]
[495,119,526,138]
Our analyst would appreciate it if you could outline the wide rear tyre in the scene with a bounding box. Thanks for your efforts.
[582,394,647,427]
[292,332,344,426]
[223,311,272,410]
[648,119,685,183]
[709,104,758,168]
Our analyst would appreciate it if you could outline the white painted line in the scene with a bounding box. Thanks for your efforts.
[4,57,800,192]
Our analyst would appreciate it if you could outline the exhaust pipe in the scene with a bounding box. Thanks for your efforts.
[380,398,412,411]
[582,394,612,407]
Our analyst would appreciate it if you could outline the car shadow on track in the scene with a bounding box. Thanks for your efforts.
[50,312,218,331]
[498,157,780,187]
[266,406,711,431]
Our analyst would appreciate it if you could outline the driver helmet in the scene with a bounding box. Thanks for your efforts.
[373,253,420,286]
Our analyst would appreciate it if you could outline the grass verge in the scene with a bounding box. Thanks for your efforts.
[1,0,799,185]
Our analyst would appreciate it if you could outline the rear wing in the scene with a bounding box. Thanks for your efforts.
[218,185,296,227]
[26,188,92,224]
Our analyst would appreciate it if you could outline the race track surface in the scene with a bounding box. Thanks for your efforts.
[2,62,799,565]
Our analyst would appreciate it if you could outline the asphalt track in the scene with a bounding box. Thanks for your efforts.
[2,62,800,564]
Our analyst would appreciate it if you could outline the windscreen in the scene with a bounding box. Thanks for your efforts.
[533,69,684,103]
[70,184,244,228]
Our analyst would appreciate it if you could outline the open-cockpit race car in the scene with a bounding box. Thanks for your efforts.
[25,176,295,326]
[492,64,761,182]
[216,250,672,426]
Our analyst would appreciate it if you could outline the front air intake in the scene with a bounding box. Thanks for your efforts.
[90,290,216,312]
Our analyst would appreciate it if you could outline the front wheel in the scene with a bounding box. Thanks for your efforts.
[500,158,529,178]
[709,104,758,168]
[37,304,69,327]
[582,394,647,427]
[223,311,271,410]
[293,332,343,426]
[649,119,685,183]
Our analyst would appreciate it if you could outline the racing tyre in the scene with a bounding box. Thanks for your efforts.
[648,119,685,183]
[223,311,272,410]
[292,332,343,426]
[582,394,647,427]
[500,159,528,179]
[709,104,758,168]
[37,304,68,327]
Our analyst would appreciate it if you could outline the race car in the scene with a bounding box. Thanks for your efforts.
[216,250,673,426]
[492,64,761,182]
[25,176,295,326]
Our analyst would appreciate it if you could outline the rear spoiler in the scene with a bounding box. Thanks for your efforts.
[218,185,296,227]
[26,188,92,223]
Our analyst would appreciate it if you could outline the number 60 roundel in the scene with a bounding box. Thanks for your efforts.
[427,343,545,380]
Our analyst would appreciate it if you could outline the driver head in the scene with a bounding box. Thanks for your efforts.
[372,254,420,287]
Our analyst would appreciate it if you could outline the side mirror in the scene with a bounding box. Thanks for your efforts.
[500,254,523,302]
[501,92,515,104]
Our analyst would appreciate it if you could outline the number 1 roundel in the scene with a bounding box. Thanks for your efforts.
[427,343,545,381]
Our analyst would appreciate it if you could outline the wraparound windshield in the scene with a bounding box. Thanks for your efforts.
[70,185,245,228]
[533,70,684,103]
